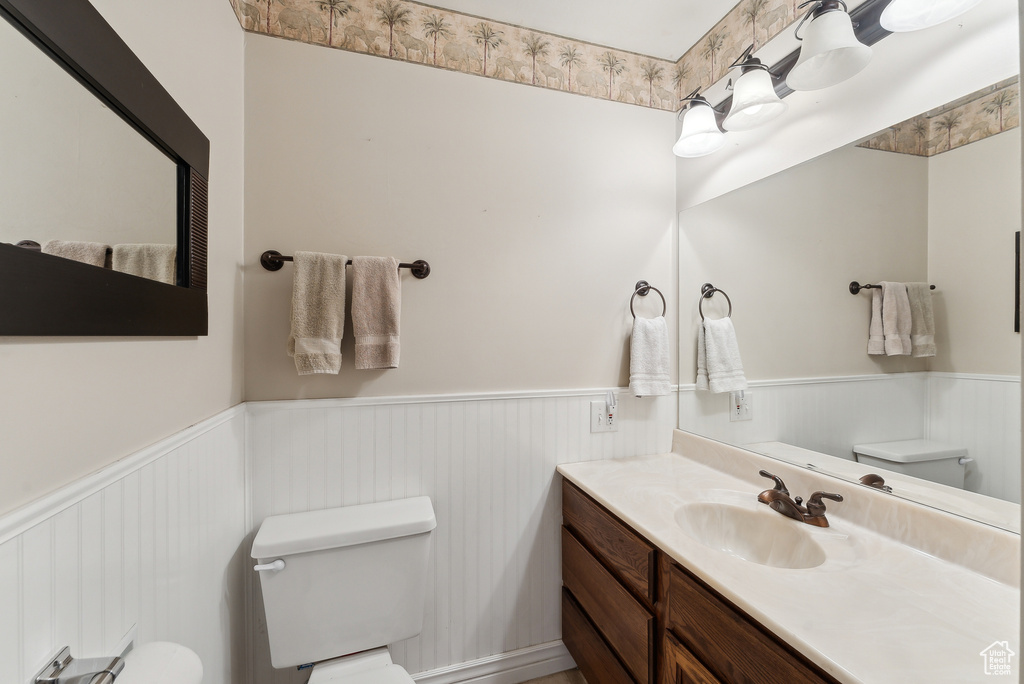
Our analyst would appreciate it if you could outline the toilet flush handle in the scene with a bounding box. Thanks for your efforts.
[958,457,974,466]
[254,559,286,573]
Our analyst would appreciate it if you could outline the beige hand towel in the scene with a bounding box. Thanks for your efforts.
[629,316,671,397]
[112,244,176,284]
[907,282,936,357]
[351,256,401,370]
[288,251,348,375]
[867,287,885,355]
[880,281,911,356]
[42,240,111,268]
[696,317,748,394]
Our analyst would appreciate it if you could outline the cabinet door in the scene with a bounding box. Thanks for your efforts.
[663,633,720,684]
[667,563,838,684]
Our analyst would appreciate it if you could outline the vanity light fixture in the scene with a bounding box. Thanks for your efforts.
[673,89,726,158]
[787,0,873,91]
[722,46,788,131]
[880,0,986,32]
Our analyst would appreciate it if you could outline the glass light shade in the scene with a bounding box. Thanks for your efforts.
[786,10,872,91]
[723,68,788,131]
[673,101,725,158]
[880,0,985,32]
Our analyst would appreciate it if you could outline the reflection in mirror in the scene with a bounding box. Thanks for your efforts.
[0,11,177,283]
[678,76,1021,531]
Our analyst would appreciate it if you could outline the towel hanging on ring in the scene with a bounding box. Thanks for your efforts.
[629,281,670,397]
[696,284,747,393]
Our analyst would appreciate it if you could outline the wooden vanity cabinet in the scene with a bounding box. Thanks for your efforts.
[561,481,840,684]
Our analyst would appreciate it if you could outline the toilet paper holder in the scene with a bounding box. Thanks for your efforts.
[34,646,125,684]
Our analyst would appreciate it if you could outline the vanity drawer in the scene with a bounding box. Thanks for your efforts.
[562,480,656,604]
[562,588,636,684]
[667,563,838,684]
[563,526,654,684]
[663,632,720,684]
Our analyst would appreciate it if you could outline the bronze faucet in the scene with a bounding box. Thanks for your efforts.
[757,470,843,528]
[859,473,893,493]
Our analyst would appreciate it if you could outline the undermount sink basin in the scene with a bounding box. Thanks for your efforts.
[674,502,827,569]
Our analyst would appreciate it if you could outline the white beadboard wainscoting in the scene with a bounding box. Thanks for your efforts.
[927,373,1021,503]
[244,389,677,684]
[0,406,247,684]
[678,372,1021,502]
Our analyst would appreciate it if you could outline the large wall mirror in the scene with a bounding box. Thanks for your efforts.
[0,0,209,336]
[677,0,1021,532]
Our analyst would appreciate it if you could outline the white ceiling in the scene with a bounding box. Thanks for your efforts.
[424,0,738,61]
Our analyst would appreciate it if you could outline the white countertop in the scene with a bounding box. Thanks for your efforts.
[557,431,1020,684]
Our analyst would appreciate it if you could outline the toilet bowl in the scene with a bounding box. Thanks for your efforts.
[853,439,970,489]
[251,497,436,683]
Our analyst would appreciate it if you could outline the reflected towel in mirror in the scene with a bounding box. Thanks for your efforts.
[112,243,176,285]
[696,317,747,393]
[42,240,111,268]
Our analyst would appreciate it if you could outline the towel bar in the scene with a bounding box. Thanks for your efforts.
[260,250,430,278]
[850,281,935,294]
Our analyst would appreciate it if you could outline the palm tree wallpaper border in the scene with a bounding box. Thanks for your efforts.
[228,0,681,109]
[228,0,818,111]
[857,78,1020,157]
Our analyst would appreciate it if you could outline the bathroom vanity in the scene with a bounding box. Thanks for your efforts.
[558,430,1020,684]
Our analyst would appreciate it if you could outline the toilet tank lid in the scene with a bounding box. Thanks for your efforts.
[251,496,436,559]
[853,439,967,463]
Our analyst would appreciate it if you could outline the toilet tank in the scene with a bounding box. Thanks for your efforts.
[853,439,969,489]
[252,497,436,668]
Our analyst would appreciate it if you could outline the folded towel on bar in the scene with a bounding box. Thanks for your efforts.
[111,244,176,284]
[629,316,671,397]
[696,317,748,394]
[867,287,886,355]
[880,281,911,356]
[42,240,110,268]
[288,251,348,375]
[351,256,401,370]
[907,282,936,357]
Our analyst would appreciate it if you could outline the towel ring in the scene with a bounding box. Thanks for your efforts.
[631,280,666,319]
[698,283,732,321]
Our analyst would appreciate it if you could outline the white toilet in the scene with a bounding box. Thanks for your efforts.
[853,439,971,489]
[251,496,436,683]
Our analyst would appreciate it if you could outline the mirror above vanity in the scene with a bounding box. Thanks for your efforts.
[677,0,1022,531]
[0,0,210,336]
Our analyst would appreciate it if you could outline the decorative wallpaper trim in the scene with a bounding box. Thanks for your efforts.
[673,0,808,99]
[858,77,1020,157]
[229,0,678,110]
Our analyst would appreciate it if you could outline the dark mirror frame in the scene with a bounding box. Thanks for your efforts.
[0,0,209,336]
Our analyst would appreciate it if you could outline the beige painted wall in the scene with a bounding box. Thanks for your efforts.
[243,35,678,400]
[679,144,931,382]
[0,0,245,516]
[929,128,1022,376]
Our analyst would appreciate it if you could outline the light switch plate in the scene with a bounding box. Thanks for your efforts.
[590,400,618,432]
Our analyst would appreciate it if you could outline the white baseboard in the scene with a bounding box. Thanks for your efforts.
[412,642,575,684]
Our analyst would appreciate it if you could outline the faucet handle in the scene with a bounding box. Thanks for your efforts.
[758,470,789,495]
[805,491,843,518]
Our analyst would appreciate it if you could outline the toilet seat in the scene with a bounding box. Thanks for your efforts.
[308,648,415,684]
